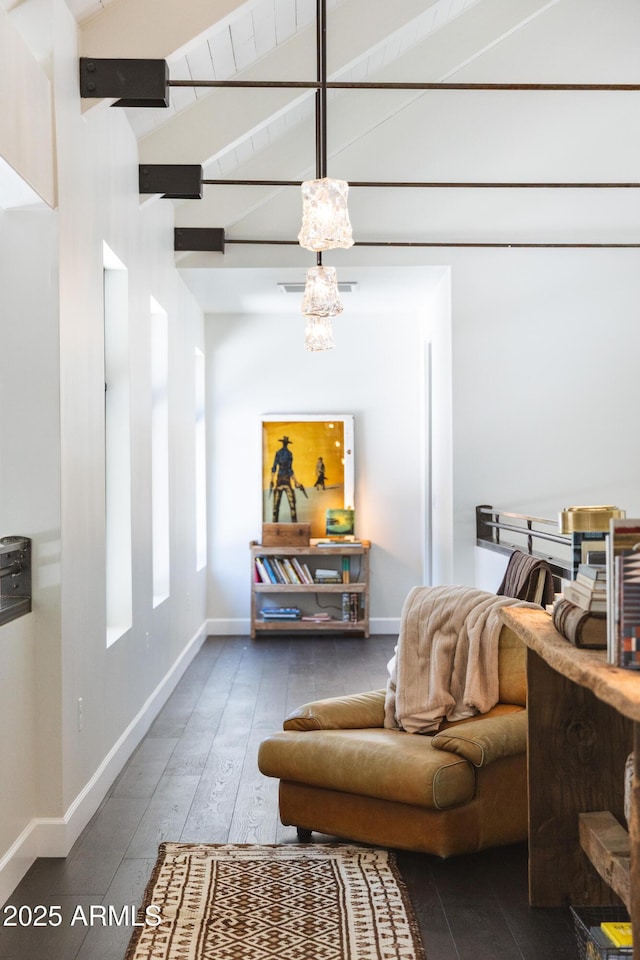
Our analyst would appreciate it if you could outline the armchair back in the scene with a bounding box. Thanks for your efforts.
[497,624,527,706]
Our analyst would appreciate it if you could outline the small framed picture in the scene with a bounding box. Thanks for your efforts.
[261,415,354,539]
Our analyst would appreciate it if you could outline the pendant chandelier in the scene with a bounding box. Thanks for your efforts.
[298,178,353,253]
[301,265,343,317]
[297,0,352,350]
[301,263,342,352]
[304,315,336,352]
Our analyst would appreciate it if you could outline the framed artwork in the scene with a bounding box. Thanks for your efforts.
[262,415,354,538]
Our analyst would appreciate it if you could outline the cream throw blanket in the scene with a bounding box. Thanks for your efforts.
[384,585,530,733]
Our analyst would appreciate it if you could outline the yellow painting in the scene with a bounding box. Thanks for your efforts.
[262,415,354,538]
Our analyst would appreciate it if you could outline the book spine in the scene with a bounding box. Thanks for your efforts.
[254,557,271,583]
[261,557,279,584]
[270,558,288,583]
[291,557,310,583]
[350,592,359,621]
[281,558,301,583]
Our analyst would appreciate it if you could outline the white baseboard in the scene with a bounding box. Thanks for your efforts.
[206,618,250,635]
[0,824,40,907]
[0,620,208,905]
[205,618,399,636]
[369,618,400,635]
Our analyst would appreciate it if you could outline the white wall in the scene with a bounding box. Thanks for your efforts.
[0,0,208,901]
[0,105,62,899]
[205,267,449,633]
[204,243,640,616]
[448,247,640,583]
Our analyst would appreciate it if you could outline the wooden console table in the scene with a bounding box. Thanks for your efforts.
[500,606,640,954]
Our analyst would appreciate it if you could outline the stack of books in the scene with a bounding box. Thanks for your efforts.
[314,568,343,584]
[260,606,301,621]
[564,564,607,612]
[553,564,607,649]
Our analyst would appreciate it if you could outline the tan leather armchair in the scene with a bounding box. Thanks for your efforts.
[258,624,528,857]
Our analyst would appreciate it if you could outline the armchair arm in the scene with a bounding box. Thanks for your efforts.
[283,689,386,731]
[431,710,527,768]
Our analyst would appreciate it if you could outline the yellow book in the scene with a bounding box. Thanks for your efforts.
[600,921,633,947]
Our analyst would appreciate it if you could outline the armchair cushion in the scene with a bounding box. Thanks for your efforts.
[283,689,386,731]
[258,727,476,810]
[431,709,527,767]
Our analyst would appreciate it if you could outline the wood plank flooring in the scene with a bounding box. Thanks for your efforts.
[0,634,578,960]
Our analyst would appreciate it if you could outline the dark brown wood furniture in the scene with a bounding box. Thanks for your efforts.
[501,606,639,957]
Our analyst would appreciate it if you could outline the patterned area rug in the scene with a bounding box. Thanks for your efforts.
[124,842,426,960]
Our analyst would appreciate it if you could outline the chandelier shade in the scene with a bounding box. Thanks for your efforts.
[301,265,344,318]
[298,178,354,252]
[304,315,335,352]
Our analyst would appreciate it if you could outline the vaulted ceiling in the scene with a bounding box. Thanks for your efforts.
[70,0,640,312]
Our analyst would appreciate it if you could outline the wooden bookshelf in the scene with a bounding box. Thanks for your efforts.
[250,540,370,639]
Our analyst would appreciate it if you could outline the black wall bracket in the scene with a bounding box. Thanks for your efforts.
[79,58,169,107]
[139,165,203,199]
[174,228,226,253]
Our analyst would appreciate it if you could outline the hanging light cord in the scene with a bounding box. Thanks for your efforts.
[316,0,326,270]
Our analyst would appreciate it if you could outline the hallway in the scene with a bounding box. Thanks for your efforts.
[0,634,576,959]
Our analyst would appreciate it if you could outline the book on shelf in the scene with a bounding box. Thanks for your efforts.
[275,558,293,583]
[575,573,606,592]
[260,556,279,584]
[576,565,607,594]
[340,592,360,622]
[261,606,302,620]
[281,557,300,583]
[254,557,271,583]
[552,597,607,649]
[563,582,607,613]
[291,557,313,584]
[588,926,632,958]
[600,921,633,948]
[314,538,363,548]
[271,558,291,583]
[577,563,607,582]
[314,567,343,583]
[300,613,332,622]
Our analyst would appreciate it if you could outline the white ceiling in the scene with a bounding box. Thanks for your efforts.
[72,0,640,315]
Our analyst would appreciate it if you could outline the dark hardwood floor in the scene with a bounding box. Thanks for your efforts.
[0,634,577,960]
